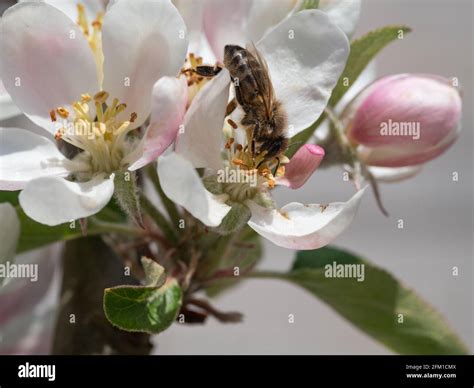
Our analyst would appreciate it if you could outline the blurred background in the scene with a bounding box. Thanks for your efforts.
[1,0,472,354]
[156,0,474,354]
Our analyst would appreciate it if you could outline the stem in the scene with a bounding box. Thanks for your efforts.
[52,237,152,355]
[147,165,181,229]
[140,194,179,245]
[88,218,146,237]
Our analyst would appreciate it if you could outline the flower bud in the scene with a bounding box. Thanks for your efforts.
[343,74,462,167]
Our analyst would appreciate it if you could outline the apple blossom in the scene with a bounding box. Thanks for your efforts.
[158,10,366,250]
[343,74,462,168]
[0,0,188,226]
[202,0,361,62]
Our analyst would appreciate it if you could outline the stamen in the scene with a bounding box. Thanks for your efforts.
[55,128,64,141]
[116,103,127,114]
[130,112,138,123]
[227,118,238,129]
[225,137,235,149]
[50,110,57,122]
[81,93,91,103]
[94,90,109,104]
[56,107,69,119]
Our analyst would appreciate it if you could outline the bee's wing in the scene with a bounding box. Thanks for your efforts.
[246,42,276,120]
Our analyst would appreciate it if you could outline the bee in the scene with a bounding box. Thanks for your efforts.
[224,44,288,166]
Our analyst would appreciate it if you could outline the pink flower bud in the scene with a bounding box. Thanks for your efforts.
[343,74,462,167]
[278,144,325,189]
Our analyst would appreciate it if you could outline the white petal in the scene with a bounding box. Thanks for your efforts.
[257,10,350,137]
[127,76,188,171]
[204,0,297,61]
[19,175,114,226]
[0,127,69,191]
[0,80,21,120]
[247,0,298,43]
[158,153,231,227]
[40,0,106,22]
[0,2,99,133]
[175,69,230,170]
[203,0,251,61]
[102,0,188,129]
[369,166,423,183]
[0,203,20,263]
[247,187,366,250]
[319,0,361,37]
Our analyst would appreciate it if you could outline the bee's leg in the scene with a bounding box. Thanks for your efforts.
[226,98,237,116]
[194,65,222,77]
[272,157,281,176]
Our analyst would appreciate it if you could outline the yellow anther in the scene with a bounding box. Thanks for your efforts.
[50,110,57,122]
[116,103,127,114]
[94,90,109,104]
[81,93,91,103]
[225,137,235,149]
[56,107,70,119]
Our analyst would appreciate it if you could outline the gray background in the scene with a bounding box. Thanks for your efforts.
[156,0,474,354]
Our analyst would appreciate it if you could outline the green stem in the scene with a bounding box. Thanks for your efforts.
[140,194,179,245]
[88,218,146,237]
[147,165,181,230]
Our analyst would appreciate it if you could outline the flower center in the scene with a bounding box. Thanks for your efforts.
[222,118,288,190]
[181,53,215,106]
[77,3,104,85]
[50,91,138,181]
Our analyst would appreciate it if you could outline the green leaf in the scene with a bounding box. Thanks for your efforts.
[141,257,166,288]
[300,0,319,10]
[264,246,468,355]
[329,25,411,107]
[290,25,412,156]
[103,279,182,334]
[113,171,144,227]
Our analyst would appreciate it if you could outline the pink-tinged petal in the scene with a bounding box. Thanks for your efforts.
[175,69,230,170]
[158,153,231,227]
[319,0,361,37]
[0,80,21,120]
[0,2,98,134]
[278,144,325,189]
[127,77,188,171]
[368,165,423,183]
[173,0,215,61]
[0,308,55,355]
[102,0,188,129]
[204,0,297,62]
[0,127,69,191]
[0,248,57,326]
[257,10,350,137]
[247,187,366,250]
[203,0,251,62]
[0,203,20,263]
[19,174,114,226]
